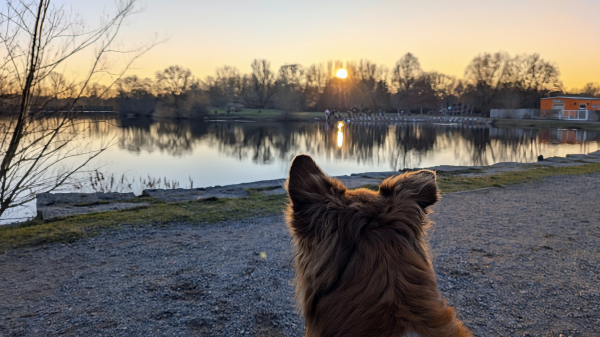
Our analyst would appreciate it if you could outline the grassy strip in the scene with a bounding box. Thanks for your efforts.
[0,191,287,252]
[437,163,600,193]
[2,162,600,252]
[361,164,600,193]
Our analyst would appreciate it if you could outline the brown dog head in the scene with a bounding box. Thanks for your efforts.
[286,154,446,337]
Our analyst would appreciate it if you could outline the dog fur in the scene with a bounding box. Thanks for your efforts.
[285,154,472,337]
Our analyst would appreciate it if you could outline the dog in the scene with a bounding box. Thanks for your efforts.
[286,154,472,337]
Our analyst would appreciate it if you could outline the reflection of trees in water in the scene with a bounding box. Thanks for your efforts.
[210,123,283,164]
[79,117,600,170]
[487,128,540,165]
[463,127,492,166]
[390,124,438,169]
[112,117,210,156]
[345,123,391,164]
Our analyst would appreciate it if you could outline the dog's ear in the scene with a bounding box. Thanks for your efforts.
[287,154,341,208]
[379,170,440,209]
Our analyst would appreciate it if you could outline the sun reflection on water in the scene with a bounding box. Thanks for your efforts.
[337,121,344,148]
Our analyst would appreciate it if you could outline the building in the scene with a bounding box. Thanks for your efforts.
[540,96,600,121]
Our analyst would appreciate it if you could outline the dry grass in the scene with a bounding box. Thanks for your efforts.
[0,190,287,252]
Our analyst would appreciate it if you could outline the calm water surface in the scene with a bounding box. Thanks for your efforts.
[3,115,600,222]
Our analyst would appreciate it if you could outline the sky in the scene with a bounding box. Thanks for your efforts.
[59,0,600,89]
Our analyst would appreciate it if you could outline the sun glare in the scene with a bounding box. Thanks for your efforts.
[336,68,347,79]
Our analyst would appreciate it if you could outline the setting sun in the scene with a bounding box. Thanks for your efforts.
[336,68,347,79]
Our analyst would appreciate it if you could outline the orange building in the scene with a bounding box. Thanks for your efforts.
[540,96,600,120]
[541,96,600,110]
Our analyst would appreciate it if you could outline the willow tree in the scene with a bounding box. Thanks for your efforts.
[0,0,155,219]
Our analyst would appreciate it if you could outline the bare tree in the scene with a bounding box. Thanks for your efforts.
[275,64,304,113]
[156,65,193,97]
[155,65,193,110]
[463,52,509,115]
[578,82,600,97]
[204,65,242,108]
[303,63,328,110]
[392,53,422,92]
[502,53,561,107]
[464,52,508,89]
[504,54,561,92]
[246,59,277,109]
[0,0,155,219]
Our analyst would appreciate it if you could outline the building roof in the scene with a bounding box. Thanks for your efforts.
[541,96,600,100]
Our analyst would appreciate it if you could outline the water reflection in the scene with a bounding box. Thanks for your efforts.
[13,115,600,184]
[86,116,600,172]
[337,122,344,149]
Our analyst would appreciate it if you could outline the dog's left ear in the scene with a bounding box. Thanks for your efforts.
[379,170,440,209]
[287,154,342,208]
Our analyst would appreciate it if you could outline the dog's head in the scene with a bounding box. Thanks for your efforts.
[286,154,440,243]
[285,154,441,329]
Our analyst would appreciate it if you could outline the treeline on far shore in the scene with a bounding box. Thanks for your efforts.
[2,52,599,119]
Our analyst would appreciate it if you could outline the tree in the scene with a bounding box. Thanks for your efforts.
[392,53,422,92]
[156,66,193,99]
[465,52,508,88]
[303,63,327,110]
[246,59,277,109]
[503,53,561,107]
[0,0,154,219]
[204,65,242,108]
[275,64,304,113]
[463,52,509,115]
[154,65,208,119]
[578,82,600,97]
[116,75,156,116]
[372,80,391,111]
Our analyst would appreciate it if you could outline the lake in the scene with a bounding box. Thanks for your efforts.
[2,115,600,223]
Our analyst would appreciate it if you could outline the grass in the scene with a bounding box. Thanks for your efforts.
[2,162,600,252]
[0,191,287,252]
[436,163,600,193]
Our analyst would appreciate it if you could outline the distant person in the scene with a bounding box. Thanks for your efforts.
[325,109,330,121]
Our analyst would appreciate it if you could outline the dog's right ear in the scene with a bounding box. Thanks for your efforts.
[379,169,440,210]
[286,154,339,208]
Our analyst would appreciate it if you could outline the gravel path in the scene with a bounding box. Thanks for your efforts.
[1,173,599,336]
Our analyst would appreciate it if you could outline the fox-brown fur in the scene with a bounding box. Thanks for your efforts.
[285,154,472,337]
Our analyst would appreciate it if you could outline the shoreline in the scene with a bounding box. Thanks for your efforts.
[33,149,600,222]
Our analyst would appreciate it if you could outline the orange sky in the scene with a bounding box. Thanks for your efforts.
[63,0,600,89]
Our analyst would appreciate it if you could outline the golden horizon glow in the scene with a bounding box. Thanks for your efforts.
[57,1,600,89]
[336,69,348,79]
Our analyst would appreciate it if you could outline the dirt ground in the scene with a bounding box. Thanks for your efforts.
[1,173,599,336]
